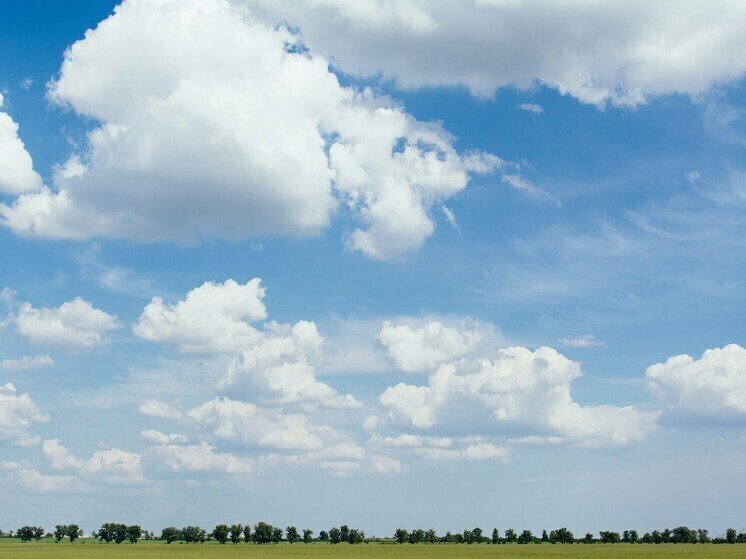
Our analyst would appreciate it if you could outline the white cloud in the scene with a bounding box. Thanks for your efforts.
[378,318,502,373]
[14,297,119,349]
[82,448,144,484]
[0,383,48,442]
[11,468,83,493]
[247,0,746,106]
[13,436,41,447]
[647,344,746,420]
[368,433,453,449]
[501,174,558,205]
[137,399,182,420]
[188,397,333,451]
[0,355,54,372]
[379,346,659,446]
[561,334,605,348]
[0,0,496,260]
[0,93,43,194]
[417,442,510,462]
[140,430,188,445]
[147,442,252,474]
[517,103,544,114]
[42,439,86,471]
[134,278,267,354]
[370,454,402,474]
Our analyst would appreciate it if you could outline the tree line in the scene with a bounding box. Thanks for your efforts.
[8,523,746,544]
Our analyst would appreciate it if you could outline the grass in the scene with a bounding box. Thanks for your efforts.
[0,541,744,559]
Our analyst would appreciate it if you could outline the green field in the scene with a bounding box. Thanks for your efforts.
[0,542,743,559]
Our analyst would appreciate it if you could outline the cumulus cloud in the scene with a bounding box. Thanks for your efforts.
[188,397,335,451]
[10,468,83,493]
[40,439,144,485]
[247,0,746,105]
[647,344,746,421]
[147,442,252,474]
[0,0,497,260]
[0,383,48,442]
[416,442,510,462]
[140,430,188,445]
[0,355,54,372]
[379,346,659,446]
[137,399,182,420]
[13,297,119,349]
[378,318,502,373]
[517,103,544,114]
[136,278,360,409]
[42,439,85,470]
[0,93,43,194]
[134,279,267,354]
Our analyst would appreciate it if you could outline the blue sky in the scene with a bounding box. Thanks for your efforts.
[1,0,745,536]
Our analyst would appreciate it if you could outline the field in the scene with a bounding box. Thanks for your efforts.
[0,542,744,559]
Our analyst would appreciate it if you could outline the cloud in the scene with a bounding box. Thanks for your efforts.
[137,399,182,420]
[41,439,144,485]
[13,297,119,349]
[501,174,559,205]
[139,430,189,445]
[42,439,85,470]
[0,355,54,372]
[188,397,334,451]
[417,442,510,462]
[246,0,746,105]
[517,103,544,114]
[147,442,252,474]
[0,93,43,194]
[134,278,267,354]
[560,334,605,348]
[0,0,497,260]
[379,346,659,447]
[378,318,503,373]
[0,383,48,442]
[10,468,83,493]
[647,344,746,421]
[136,278,360,409]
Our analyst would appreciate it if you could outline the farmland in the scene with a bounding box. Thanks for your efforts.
[0,542,744,559]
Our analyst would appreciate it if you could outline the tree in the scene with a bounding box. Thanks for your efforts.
[600,531,621,544]
[541,530,548,542]
[242,525,251,543]
[410,529,425,544]
[394,529,408,544]
[302,529,313,544]
[286,526,300,543]
[550,528,574,544]
[340,525,350,543]
[126,525,142,544]
[212,524,229,544]
[491,528,500,544]
[182,526,206,544]
[504,528,516,543]
[517,530,533,544]
[229,524,243,544]
[583,533,595,544]
[318,530,329,542]
[17,526,36,542]
[348,529,365,544]
[697,529,710,544]
[271,527,283,544]
[161,527,180,544]
[253,522,274,544]
[671,526,696,544]
[53,525,67,543]
[66,525,82,543]
[726,528,737,544]
[329,527,341,544]
[426,529,437,543]
[622,530,639,543]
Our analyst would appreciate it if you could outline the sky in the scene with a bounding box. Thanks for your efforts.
[1,0,746,537]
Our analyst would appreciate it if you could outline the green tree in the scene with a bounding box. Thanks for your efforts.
[394,529,408,544]
[242,525,251,543]
[53,525,67,543]
[492,529,500,544]
[550,528,574,544]
[182,526,206,544]
[426,529,437,543]
[160,527,180,544]
[726,528,737,544]
[302,529,313,543]
[583,533,595,544]
[253,522,274,544]
[318,530,329,542]
[504,528,516,543]
[271,527,283,544]
[541,530,548,542]
[212,524,229,544]
[229,524,242,544]
[348,529,365,544]
[329,527,341,544]
[286,526,300,543]
[17,526,35,542]
[600,531,621,544]
[126,525,141,544]
[517,530,533,544]
[66,525,82,543]
[340,525,350,542]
